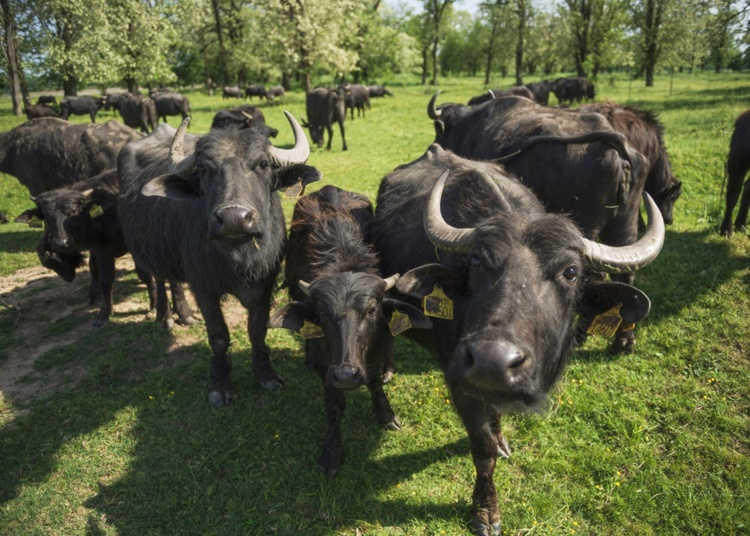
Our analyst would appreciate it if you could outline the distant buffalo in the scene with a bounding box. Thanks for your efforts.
[25,104,60,120]
[222,86,243,99]
[119,93,157,133]
[152,92,191,123]
[210,104,279,138]
[304,87,348,151]
[267,85,285,101]
[60,95,105,123]
[367,85,393,98]
[245,84,267,100]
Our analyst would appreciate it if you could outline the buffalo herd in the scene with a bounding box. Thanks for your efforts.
[5,77,748,535]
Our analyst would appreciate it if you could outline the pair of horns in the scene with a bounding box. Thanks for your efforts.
[298,274,400,296]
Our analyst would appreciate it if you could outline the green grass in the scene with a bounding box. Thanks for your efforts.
[1,72,750,535]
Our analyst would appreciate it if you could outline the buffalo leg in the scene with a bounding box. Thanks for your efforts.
[721,159,749,236]
[338,121,348,151]
[320,384,346,479]
[155,279,175,329]
[134,264,157,315]
[92,252,116,328]
[169,280,197,325]
[734,178,750,233]
[239,283,285,391]
[453,389,502,536]
[88,254,101,305]
[325,124,334,151]
[369,339,399,429]
[194,289,234,407]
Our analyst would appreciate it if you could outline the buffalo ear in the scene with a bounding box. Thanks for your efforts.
[15,207,43,225]
[268,301,315,331]
[272,164,322,193]
[395,263,465,300]
[576,280,651,326]
[382,299,432,330]
[142,174,200,201]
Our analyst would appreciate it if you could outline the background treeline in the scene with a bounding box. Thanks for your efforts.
[1,0,749,104]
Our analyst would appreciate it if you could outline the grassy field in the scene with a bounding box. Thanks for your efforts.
[0,72,749,535]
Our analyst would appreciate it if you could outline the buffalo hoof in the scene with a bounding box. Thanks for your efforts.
[470,519,501,536]
[209,389,233,408]
[177,315,199,326]
[382,369,394,384]
[384,415,401,431]
[497,434,511,459]
[163,318,176,330]
[610,333,635,355]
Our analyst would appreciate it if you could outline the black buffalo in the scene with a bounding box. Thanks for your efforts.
[60,95,105,123]
[340,83,370,119]
[152,92,191,123]
[117,112,321,406]
[367,84,393,98]
[550,76,595,105]
[0,117,142,196]
[14,170,167,326]
[119,93,157,133]
[303,87,348,151]
[579,101,682,226]
[467,86,535,107]
[222,85,243,99]
[370,145,664,536]
[269,186,430,478]
[524,80,551,105]
[210,105,279,138]
[25,104,60,120]
[720,108,750,236]
[245,84,267,100]
[36,95,58,106]
[428,93,653,352]
[267,85,285,101]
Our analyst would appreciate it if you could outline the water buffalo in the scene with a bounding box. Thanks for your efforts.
[152,92,191,123]
[269,185,431,478]
[119,93,157,133]
[36,95,58,106]
[550,76,595,105]
[720,108,750,236]
[370,144,664,536]
[467,86,535,107]
[13,169,196,327]
[25,104,60,120]
[117,112,321,406]
[303,87,348,151]
[222,85,243,99]
[0,118,142,196]
[245,84,267,100]
[524,80,551,105]
[210,105,279,138]
[267,85,285,101]
[60,95,105,123]
[340,83,370,119]
[579,101,682,226]
[428,93,652,352]
[367,85,393,98]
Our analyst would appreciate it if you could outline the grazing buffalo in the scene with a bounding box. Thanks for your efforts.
[720,109,750,236]
[467,86,535,107]
[13,169,196,327]
[25,104,60,120]
[579,101,682,226]
[245,84,267,100]
[0,118,142,196]
[37,95,58,106]
[525,80,551,106]
[60,95,105,123]
[119,93,157,133]
[269,186,431,478]
[103,93,125,113]
[303,87,348,151]
[152,92,191,123]
[367,84,393,98]
[428,93,653,352]
[117,112,321,406]
[340,83,370,119]
[551,76,595,105]
[210,105,279,138]
[267,85,285,101]
[370,144,663,536]
[222,85,243,99]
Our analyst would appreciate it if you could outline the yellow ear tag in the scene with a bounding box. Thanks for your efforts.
[282,182,304,200]
[587,303,623,338]
[89,204,104,218]
[389,310,412,336]
[28,215,43,228]
[422,284,453,320]
[299,320,324,339]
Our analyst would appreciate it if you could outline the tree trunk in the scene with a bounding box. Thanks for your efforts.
[421,48,428,85]
[642,0,660,88]
[1,0,22,115]
[430,37,439,85]
[514,0,526,86]
[210,0,231,86]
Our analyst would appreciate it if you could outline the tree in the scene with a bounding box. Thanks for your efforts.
[561,0,627,77]
[1,0,25,114]
[423,0,454,85]
[629,0,679,86]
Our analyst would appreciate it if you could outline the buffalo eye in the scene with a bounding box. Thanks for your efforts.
[367,305,377,317]
[258,159,269,170]
[562,265,578,282]
[469,255,481,269]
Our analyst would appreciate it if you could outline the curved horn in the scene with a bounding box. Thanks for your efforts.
[427,91,442,120]
[488,89,496,99]
[267,111,310,167]
[383,274,400,291]
[424,169,476,254]
[298,280,311,296]
[241,111,254,122]
[168,117,197,175]
[581,192,665,274]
